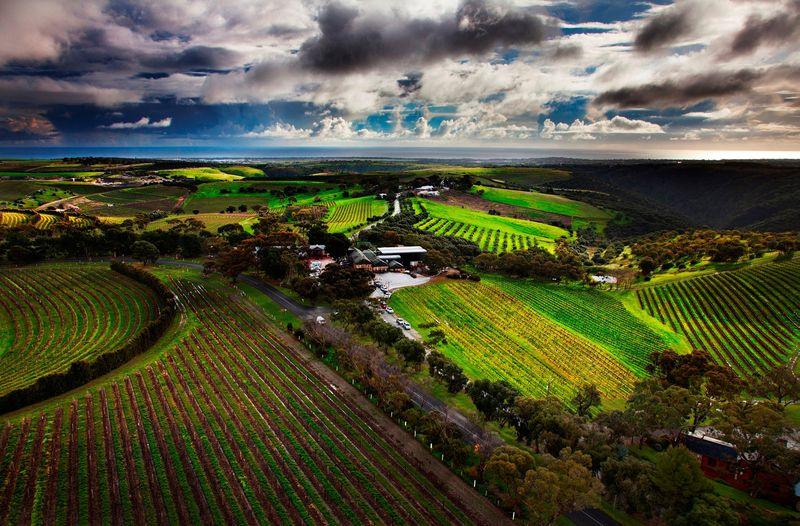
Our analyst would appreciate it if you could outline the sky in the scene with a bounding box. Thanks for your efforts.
[0,0,799,155]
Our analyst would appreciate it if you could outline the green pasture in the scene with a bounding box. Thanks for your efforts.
[473,185,611,221]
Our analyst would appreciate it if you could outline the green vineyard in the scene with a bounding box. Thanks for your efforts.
[637,258,800,375]
[412,198,569,253]
[0,264,160,397]
[391,279,642,403]
[0,212,94,230]
[0,271,493,525]
[415,216,548,253]
[492,278,677,376]
[325,196,387,233]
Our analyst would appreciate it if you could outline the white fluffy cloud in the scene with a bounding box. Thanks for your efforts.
[540,116,664,140]
[101,117,172,129]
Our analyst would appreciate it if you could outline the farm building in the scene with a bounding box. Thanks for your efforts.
[682,431,800,507]
[348,247,389,272]
[377,246,427,267]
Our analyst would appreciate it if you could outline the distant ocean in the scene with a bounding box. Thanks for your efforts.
[0,146,797,161]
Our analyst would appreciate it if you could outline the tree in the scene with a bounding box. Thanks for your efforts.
[600,455,654,514]
[468,379,520,425]
[206,245,254,282]
[639,256,656,276]
[625,377,694,442]
[519,449,602,525]
[714,399,797,497]
[672,493,740,526]
[426,351,468,393]
[394,338,425,367]
[753,359,800,407]
[650,446,710,518]
[131,240,159,265]
[572,384,601,417]
[483,446,535,508]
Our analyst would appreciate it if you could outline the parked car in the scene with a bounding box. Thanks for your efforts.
[395,318,405,326]
[385,307,394,314]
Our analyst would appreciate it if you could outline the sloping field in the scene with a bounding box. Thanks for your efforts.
[473,185,611,226]
[147,212,256,233]
[391,279,641,403]
[325,196,387,233]
[491,278,680,376]
[0,264,160,397]
[414,198,569,253]
[0,212,94,230]
[0,211,31,228]
[183,182,342,214]
[75,185,187,217]
[637,258,800,375]
[0,273,497,525]
[156,167,243,181]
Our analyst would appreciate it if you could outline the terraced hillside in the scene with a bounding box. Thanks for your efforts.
[325,196,387,233]
[390,278,670,403]
[0,265,160,397]
[637,258,800,375]
[414,199,570,253]
[0,270,501,525]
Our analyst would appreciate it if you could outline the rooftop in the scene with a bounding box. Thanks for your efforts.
[378,246,428,255]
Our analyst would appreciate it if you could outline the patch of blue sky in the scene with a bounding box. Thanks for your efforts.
[537,96,589,125]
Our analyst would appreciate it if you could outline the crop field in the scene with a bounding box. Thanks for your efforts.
[414,199,569,253]
[147,213,257,233]
[391,278,646,403]
[473,185,611,225]
[156,167,244,181]
[0,212,94,230]
[0,172,104,179]
[325,196,388,233]
[0,211,31,228]
[0,264,160,397]
[73,185,187,217]
[218,166,265,177]
[0,272,488,525]
[183,182,342,214]
[637,258,800,375]
[406,166,570,185]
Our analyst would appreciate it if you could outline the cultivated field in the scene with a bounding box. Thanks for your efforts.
[637,258,800,375]
[0,264,160,397]
[414,198,569,253]
[325,196,388,233]
[71,185,188,218]
[390,278,667,403]
[473,185,611,229]
[0,271,495,525]
[0,212,95,230]
[182,181,340,214]
[156,167,244,181]
[147,213,257,233]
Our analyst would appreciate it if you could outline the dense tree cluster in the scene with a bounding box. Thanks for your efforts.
[473,242,584,281]
[630,229,798,271]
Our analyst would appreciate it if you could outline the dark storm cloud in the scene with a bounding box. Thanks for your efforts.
[728,1,800,57]
[140,46,241,72]
[134,72,170,79]
[296,0,548,74]
[594,70,760,108]
[634,5,694,52]
[398,72,423,97]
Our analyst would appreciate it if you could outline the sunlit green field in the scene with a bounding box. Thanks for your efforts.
[414,197,570,253]
[473,185,611,221]
[390,277,676,405]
